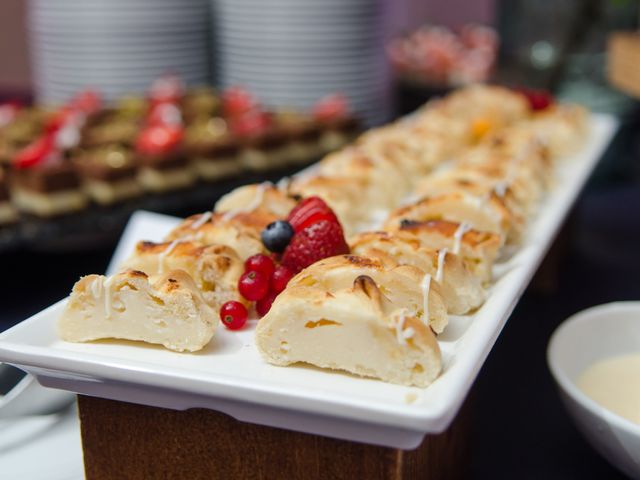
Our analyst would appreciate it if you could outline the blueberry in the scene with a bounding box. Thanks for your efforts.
[261,220,295,253]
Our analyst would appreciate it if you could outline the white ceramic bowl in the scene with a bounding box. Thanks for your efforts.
[547,302,640,478]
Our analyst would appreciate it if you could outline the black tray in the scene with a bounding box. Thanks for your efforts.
[0,163,308,254]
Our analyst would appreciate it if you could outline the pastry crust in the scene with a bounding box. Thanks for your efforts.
[121,240,245,310]
[59,269,216,352]
[166,211,273,260]
[317,147,412,210]
[288,255,448,334]
[349,231,484,315]
[215,182,296,219]
[357,123,452,180]
[289,175,368,235]
[391,220,502,283]
[384,192,521,243]
[256,275,442,387]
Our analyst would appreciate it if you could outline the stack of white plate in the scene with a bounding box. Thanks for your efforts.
[28,0,211,105]
[212,0,392,125]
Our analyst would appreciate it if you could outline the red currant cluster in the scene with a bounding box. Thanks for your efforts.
[219,254,294,330]
[219,196,349,331]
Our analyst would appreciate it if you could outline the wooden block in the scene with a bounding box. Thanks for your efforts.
[608,32,640,99]
[77,393,473,480]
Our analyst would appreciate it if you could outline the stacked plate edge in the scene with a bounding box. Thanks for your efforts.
[28,0,212,105]
[211,0,392,125]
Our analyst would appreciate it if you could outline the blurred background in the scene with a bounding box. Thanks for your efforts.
[0,0,639,478]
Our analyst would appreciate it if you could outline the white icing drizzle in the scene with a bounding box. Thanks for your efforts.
[103,275,116,319]
[90,277,102,300]
[190,211,211,230]
[222,182,269,221]
[421,274,432,325]
[493,181,508,198]
[435,248,448,283]
[394,309,415,346]
[276,176,291,192]
[452,222,471,254]
[158,240,179,274]
[403,327,415,340]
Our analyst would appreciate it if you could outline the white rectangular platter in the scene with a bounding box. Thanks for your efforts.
[0,114,617,449]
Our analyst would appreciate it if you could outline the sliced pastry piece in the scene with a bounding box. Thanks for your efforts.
[121,240,245,310]
[384,191,521,244]
[316,147,412,210]
[58,269,216,352]
[256,275,442,387]
[435,84,530,126]
[165,211,273,260]
[288,255,448,333]
[453,163,544,216]
[215,182,296,219]
[413,169,527,218]
[349,231,484,314]
[528,104,588,156]
[288,175,368,235]
[357,123,452,181]
[392,220,502,283]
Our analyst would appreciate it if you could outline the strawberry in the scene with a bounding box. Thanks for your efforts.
[14,135,55,169]
[222,87,257,118]
[229,110,271,138]
[44,107,74,134]
[71,89,102,114]
[281,220,349,273]
[286,196,339,233]
[136,125,183,155]
[312,94,348,122]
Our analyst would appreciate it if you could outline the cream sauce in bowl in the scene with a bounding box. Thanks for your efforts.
[577,353,640,425]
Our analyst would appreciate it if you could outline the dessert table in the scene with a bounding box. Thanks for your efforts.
[2,109,638,479]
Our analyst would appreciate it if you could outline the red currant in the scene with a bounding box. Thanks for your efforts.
[270,265,294,294]
[244,254,275,278]
[220,301,248,330]
[256,291,277,317]
[238,270,269,301]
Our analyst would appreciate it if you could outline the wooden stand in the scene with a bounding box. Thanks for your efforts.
[77,394,473,480]
[608,32,640,99]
